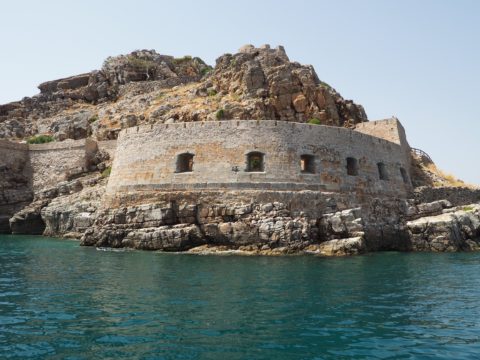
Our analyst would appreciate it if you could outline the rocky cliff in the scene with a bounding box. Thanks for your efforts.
[0,45,367,141]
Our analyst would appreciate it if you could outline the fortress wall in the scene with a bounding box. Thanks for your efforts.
[98,140,118,160]
[355,118,412,168]
[0,140,32,232]
[0,139,29,151]
[414,186,480,206]
[29,139,97,192]
[354,118,409,147]
[106,120,413,201]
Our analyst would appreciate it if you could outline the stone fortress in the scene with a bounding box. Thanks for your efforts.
[0,116,411,220]
[107,118,412,200]
[1,44,479,255]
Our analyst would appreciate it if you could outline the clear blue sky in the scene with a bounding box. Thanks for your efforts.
[1,0,479,184]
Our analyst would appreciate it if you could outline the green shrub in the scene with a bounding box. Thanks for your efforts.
[101,166,112,178]
[127,55,156,70]
[216,109,225,120]
[307,118,322,125]
[250,158,262,170]
[27,135,54,144]
[193,57,206,65]
[207,89,217,97]
[320,81,332,89]
[173,55,192,64]
[463,206,475,212]
[89,115,98,123]
[201,67,212,76]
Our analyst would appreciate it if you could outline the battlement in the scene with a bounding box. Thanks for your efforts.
[119,119,405,148]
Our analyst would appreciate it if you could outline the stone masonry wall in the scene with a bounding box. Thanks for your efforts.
[106,120,413,203]
[0,140,32,232]
[97,140,117,160]
[29,139,97,192]
[354,118,408,146]
[354,118,412,167]
[414,186,480,206]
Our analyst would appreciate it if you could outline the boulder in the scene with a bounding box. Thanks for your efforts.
[316,236,366,256]
[406,205,480,251]
[9,200,48,235]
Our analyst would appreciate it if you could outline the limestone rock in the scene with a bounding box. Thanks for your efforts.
[0,45,368,142]
[9,200,48,235]
[121,224,204,251]
[317,236,366,256]
[211,45,367,124]
[407,204,480,251]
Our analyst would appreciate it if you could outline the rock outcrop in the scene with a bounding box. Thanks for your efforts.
[209,44,367,124]
[407,204,480,252]
[0,45,366,142]
[0,142,33,233]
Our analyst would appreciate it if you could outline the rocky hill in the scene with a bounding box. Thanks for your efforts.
[2,44,478,256]
[0,44,367,141]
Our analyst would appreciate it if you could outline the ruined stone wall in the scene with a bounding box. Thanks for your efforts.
[97,140,117,160]
[29,139,97,192]
[106,120,413,203]
[0,140,32,232]
[414,186,480,206]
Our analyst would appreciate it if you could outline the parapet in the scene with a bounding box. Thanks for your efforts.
[354,118,410,148]
[119,120,403,148]
[28,138,96,152]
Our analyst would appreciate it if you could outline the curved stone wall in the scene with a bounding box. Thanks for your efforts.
[106,120,413,200]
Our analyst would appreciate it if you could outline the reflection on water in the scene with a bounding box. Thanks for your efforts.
[1,235,480,359]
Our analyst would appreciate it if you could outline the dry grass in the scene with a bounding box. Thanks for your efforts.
[424,163,478,189]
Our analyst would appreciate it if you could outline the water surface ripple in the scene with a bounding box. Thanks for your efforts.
[1,235,480,359]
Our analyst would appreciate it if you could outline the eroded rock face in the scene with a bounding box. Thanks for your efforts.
[315,237,366,256]
[0,50,210,140]
[101,50,209,87]
[8,173,105,237]
[407,205,480,252]
[0,45,367,142]
[9,200,47,235]
[7,166,480,256]
[0,144,33,233]
[81,201,317,251]
[41,184,104,239]
[211,45,367,125]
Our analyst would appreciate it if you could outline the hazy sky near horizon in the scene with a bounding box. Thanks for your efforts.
[1,0,479,184]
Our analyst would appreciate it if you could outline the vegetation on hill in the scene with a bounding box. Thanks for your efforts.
[27,135,54,144]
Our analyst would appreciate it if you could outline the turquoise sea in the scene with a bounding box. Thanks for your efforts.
[1,235,480,359]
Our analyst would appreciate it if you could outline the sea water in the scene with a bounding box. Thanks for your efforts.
[1,235,480,359]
